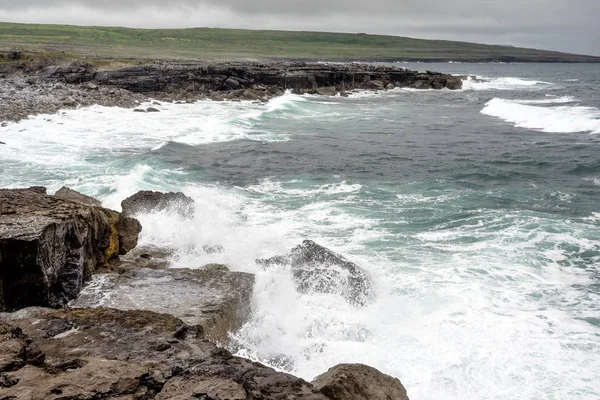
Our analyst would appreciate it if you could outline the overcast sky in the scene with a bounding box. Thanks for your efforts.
[1,0,599,56]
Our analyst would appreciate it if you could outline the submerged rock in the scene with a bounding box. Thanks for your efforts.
[312,363,410,400]
[257,240,374,307]
[0,187,141,311]
[69,265,254,343]
[0,307,328,400]
[121,190,195,218]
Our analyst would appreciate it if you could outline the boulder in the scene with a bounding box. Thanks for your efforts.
[257,240,374,307]
[367,80,385,90]
[121,190,194,218]
[69,265,254,343]
[312,364,410,400]
[445,76,463,90]
[0,187,141,311]
[53,186,101,207]
[146,107,160,112]
[0,307,328,399]
[223,77,241,90]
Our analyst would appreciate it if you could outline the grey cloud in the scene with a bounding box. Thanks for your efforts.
[1,0,598,55]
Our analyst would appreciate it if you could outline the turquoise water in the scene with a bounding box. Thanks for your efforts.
[1,63,599,399]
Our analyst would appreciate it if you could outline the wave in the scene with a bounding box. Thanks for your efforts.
[512,96,576,105]
[481,98,600,134]
[462,76,553,91]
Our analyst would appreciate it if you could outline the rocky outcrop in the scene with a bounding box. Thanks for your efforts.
[311,364,410,400]
[1,57,464,123]
[40,61,462,95]
[53,186,102,207]
[0,187,141,311]
[257,240,374,307]
[121,190,195,218]
[70,265,254,343]
[0,307,329,400]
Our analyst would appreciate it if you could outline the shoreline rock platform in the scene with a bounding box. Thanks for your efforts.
[1,50,462,122]
[0,187,412,399]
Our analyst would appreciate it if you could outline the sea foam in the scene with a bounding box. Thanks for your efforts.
[481,98,600,134]
[462,76,552,91]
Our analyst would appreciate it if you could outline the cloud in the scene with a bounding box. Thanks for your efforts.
[1,0,598,55]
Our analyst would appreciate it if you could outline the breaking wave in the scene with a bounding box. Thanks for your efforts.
[481,98,600,134]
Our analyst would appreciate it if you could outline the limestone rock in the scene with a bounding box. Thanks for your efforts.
[69,265,254,343]
[53,186,101,207]
[367,80,385,89]
[121,190,195,218]
[0,307,328,400]
[0,187,141,311]
[257,240,374,307]
[312,363,410,400]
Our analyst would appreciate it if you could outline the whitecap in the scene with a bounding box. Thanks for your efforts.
[481,98,600,134]
[462,76,552,91]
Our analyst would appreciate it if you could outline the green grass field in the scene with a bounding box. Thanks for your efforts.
[0,22,598,62]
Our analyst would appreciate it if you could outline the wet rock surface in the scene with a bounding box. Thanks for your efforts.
[257,240,375,307]
[0,307,329,400]
[121,190,195,218]
[0,187,141,311]
[311,363,410,400]
[70,265,254,343]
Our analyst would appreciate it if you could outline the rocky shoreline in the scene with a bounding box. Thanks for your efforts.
[0,50,463,122]
[1,187,410,399]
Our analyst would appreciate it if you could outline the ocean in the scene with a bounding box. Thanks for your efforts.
[1,62,599,399]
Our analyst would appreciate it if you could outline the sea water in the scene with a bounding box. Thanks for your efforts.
[1,63,599,400]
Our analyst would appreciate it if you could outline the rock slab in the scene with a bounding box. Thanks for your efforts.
[0,307,329,400]
[0,187,141,311]
[70,265,254,343]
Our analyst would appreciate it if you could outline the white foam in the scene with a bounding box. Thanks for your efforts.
[481,98,600,134]
[462,76,552,91]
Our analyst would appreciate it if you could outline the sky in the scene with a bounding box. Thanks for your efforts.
[1,0,599,56]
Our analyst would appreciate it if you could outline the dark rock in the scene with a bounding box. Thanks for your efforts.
[312,363,410,400]
[367,80,385,89]
[133,108,146,112]
[445,76,463,90]
[0,141,5,145]
[412,79,431,89]
[257,240,374,307]
[121,190,195,218]
[0,187,141,311]
[0,307,328,399]
[146,107,160,112]
[53,186,101,207]
[69,265,254,343]
[223,77,241,89]
[7,51,21,61]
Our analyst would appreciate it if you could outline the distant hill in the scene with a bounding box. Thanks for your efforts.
[0,22,598,63]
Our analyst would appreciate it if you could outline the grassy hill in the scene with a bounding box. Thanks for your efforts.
[0,22,598,62]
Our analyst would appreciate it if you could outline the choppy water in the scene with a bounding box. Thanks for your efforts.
[1,62,599,400]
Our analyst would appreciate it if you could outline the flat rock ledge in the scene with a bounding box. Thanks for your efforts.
[70,265,254,344]
[0,187,141,311]
[0,307,329,400]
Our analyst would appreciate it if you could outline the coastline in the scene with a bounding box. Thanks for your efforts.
[0,50,462,123]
